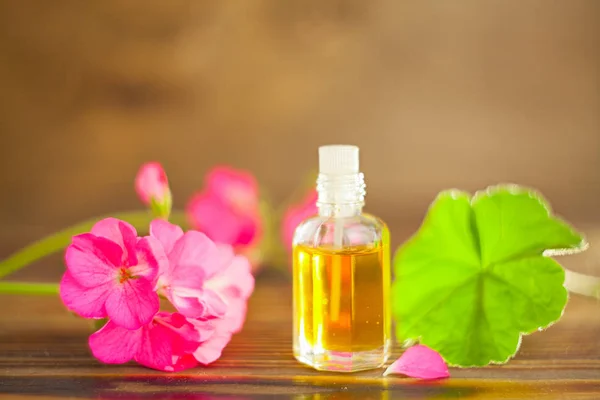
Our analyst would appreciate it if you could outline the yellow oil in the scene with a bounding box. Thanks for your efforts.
[293,242,391,359]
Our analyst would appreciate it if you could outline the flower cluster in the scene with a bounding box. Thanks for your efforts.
[60,165,255,372]
[60,218,253,371]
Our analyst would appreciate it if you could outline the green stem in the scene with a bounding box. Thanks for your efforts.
[564,268,600,300]
[0,210,188,280]
[0,282,59,295]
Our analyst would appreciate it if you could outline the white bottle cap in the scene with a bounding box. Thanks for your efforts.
[318,145,359,175]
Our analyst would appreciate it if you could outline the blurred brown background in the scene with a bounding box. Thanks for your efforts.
[0,0,599,270]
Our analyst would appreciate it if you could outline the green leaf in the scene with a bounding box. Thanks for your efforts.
[392,185,587,367]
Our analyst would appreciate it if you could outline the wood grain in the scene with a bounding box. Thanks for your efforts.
[1,271,599,399]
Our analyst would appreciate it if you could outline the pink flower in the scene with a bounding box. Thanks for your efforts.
[149,219,227,319]
[186,166,261,248]
[89,312,215,372]
[135,162,172,218]
[193,245,255,364]
[206,245,254,333]
[383,345,450,380]
[282,189,318,251]
[59,218,160,330]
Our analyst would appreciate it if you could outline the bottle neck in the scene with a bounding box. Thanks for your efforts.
[316,173,366,218]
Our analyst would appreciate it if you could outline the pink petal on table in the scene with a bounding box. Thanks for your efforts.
[383,345,450,380]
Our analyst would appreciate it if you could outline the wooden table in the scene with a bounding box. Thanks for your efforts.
[1,270,599,400]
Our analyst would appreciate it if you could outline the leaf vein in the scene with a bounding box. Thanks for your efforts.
[400,273,478,338]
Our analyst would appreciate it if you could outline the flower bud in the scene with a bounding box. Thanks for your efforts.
[135,162,172,219]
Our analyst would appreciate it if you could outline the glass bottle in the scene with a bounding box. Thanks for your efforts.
[292,145,391,372]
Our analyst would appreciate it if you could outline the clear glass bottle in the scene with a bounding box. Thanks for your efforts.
[292,145,391,372]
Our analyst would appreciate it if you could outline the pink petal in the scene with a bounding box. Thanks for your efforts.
[197,289,228,319]
[160,259,208,318]
[105,278,159,330]
[168,263,207,292]
[193,329,233,365]
[186,166,262,248]
[216,244,236,270]
[134,321,173,371]
[135,162,170,205]
[59,271,109,318]
[205,166,259,213]
[216,296,248,334]
[204,252,254,333]
[186,192,244,245]
[186,192,261,247]
[187,319,217,342]
[168,289,226,320]
[91,218,138,267]
[168,292,207,319]
[65,234,121,287]
[135,312,203,372]
[89,320,141,364]
[131,236,162,284]
[206,254,254,300]
[169,231,222,278]
[383,345,450,380]
[149,219,184,256]
[235,214,261,246]
[166,354,199,372]
[156,312,206,354]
